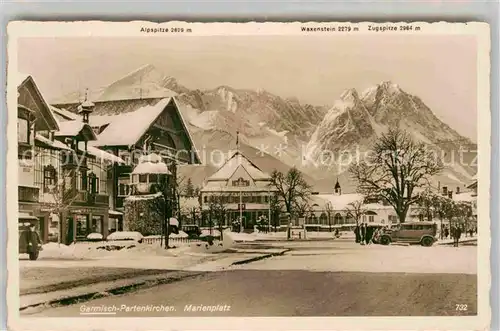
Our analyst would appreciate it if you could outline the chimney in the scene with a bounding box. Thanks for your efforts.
[456,186,460,194]
[442,186,448,196]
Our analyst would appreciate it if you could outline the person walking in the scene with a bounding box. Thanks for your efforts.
[444,227,449,239]
[453,226,462,247]
[360,223,366,245]
[354,225,360,243]
[364,224,372,245]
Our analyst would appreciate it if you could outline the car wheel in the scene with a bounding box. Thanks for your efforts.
[29,251,39,260]
[380,236,391,245]
[421,237,434,247]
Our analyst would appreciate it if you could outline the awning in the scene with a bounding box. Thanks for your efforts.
[109,210,123,216]
[18,212,39,221]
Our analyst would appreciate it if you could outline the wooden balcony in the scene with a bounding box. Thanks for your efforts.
[18,186,39,203]
[116,164,133,175]
[61,152,88,170]
[65,189,109,208]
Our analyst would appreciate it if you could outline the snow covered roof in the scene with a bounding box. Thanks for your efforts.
[201,181,275,192]
[35,134,72,150]
[132,154,171,174]
[54,120,97,140]
[453,192,476,203]
[50,106,79,121]
[207,151,271,181]
[312,193,365,210]
[87,146,125,164]
[91,98,171,147]
[125,193,162,201]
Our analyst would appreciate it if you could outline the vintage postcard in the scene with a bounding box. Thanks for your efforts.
[6,21,490,330]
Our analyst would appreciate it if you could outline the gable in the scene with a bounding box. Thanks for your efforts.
[18,77,59,132]
[142,99,201,164]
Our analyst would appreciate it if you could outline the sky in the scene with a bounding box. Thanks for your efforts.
[17,35,477,141]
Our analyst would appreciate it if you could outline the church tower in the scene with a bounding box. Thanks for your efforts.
[334,178,342,195]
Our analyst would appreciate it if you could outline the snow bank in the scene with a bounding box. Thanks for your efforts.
[200,229,221,237]
[228,232,257,242]
[38,243,79,260]
[170,230,189,238]
[189,231,235,253]
[86,233,104,240]
[106,231,144,242]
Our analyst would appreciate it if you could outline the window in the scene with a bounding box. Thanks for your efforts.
[80,170,88,191]
[368,215,375,223]
[264,196,269,203]
[75,215,88,238]
[203,196,208,203]
[88,172,99,194]
[43,165,57,192]
[139,174,148,183]
[149,174,158,183]
[232,177,250,187]
[91,215,103,234]
[131,174,138,183]
[17,118,29,143]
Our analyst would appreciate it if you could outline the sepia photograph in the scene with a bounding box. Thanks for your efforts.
[6,21,490,330]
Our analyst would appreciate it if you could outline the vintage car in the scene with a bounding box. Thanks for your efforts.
[18,213,43,260]
[378,221,438,247]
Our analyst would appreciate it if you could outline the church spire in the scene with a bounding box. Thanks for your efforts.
[236,130,240,152]
[334,177,341,195]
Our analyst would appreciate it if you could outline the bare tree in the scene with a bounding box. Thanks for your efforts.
[349,127,443,223]
[294,198,311,219]
[344,200,367,227]
[207,190,230,240]
[40,169,80,244]
[148,171,180,249]
[270,167,312,217]
[269,193,282,232]
[415,187,437,222]
[325,202,333,232]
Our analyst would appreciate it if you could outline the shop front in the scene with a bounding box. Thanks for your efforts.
[60,207,109,244]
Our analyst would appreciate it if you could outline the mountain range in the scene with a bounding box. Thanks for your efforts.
[51,64,477,193]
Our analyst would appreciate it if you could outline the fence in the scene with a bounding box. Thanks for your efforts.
[75,237,201,246]
[142,237,199,245]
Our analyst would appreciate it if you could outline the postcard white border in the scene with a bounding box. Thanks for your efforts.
[6,21,491,331]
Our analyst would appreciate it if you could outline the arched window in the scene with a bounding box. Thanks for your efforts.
[43,165,57,192]
[320,212,328,225]
[334,213,343,225]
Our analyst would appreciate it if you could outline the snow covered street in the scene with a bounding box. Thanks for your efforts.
[231,241,477,274]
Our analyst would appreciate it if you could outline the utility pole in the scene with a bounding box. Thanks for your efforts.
[237,130,243,232]
[268,185,271,233]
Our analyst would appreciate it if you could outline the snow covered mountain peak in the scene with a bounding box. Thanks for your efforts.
[305,81,475,185]
[340,88,359,101]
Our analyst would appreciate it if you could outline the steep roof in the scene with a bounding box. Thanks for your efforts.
[453,192,476,203]
[35,134,72,150]
[17,74,59,131]
[91,98,171,147]
[52,96,200,163]
[55,120,97,141]
[206,151,271,182]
